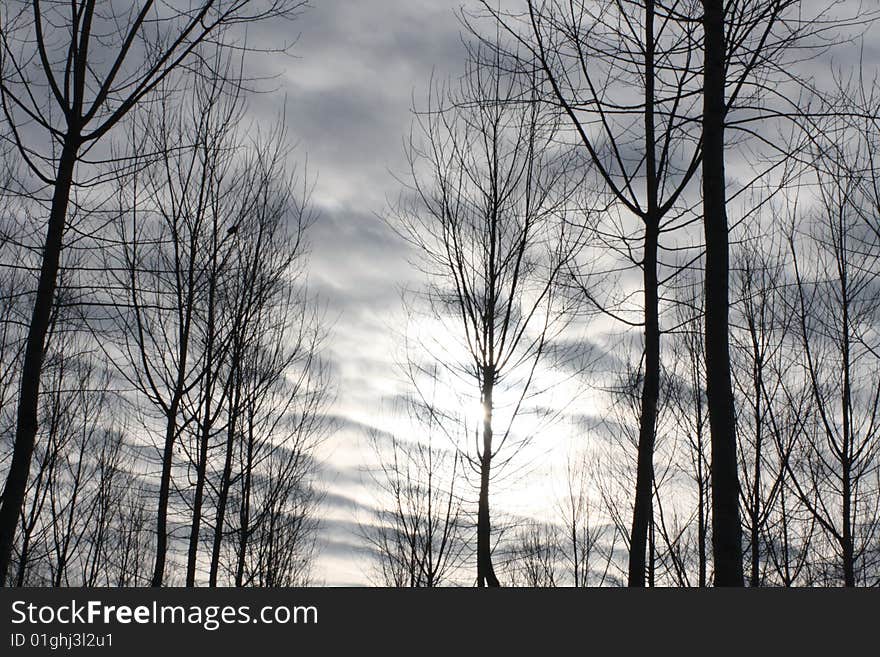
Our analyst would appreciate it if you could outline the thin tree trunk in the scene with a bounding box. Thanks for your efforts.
[235,406,255,587]
[648,512,656,587]
[842,468,854,586]
[698,442,708,588]
[702,0,744,587]
[14,532,31,587]
[151,251,196,586]
[186,394,213,586]
[629,220,660,586]
[628,0,660,587]
[750,347,763,587]
[0,137,79,585]
[52,436,87,587]
[209,363,241,586]
[151,406,180,586]
[841,299,854,587]
[186,251,219,587]
[477,368,500,587]
[779,484,792,586]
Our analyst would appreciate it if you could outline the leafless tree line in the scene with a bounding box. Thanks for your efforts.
[0,2,328,587]
[368,0,880,587]
[3,0,880,590]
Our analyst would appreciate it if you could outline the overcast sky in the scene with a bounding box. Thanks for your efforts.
[251,1,608,585]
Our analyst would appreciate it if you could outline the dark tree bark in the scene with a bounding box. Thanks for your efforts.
[209,362,242,587]
[629,218,660,586]
[0,138,77,584]
[701,0,744,587]
[477,368,500,587]
[185,213,222,588]
[628,1,662,585]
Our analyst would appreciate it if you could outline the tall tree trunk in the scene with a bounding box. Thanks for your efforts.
[14,532,32,587]
[629,220,660,586]
[151,406,180,586]
[750,345,763,587]
[0,137,79,585]
[840,293,855,587]
[477,367,500,587]
[151,257,196,586]
[186,394,213,586]
[842,467,854,586]
[52,438,87,588]
[779,485,792,586]
[628,0,660,587]
[186,246,219,587]
[697,439,708,588]
[209,363,241,587]
[702,0,744,587]
[235,406,255,587]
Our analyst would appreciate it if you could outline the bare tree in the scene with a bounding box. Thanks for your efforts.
[697,0,873,585]
[363,389,467,587]
[108,61,325,587]
[204,127,318,588]
[7,290,128,587]
[394,43,583,586]
[109,480,155,586]
[478,0,870,587]
[225,338,329,587]
[666,273,712,585]
[507,520,559,587]
[554,451,617,586]
[0,180,25,442]
[475,0,707,586]
[728,226,804,586]
[110,78,230,586]
[785,133,880,586]
[0,0,309,585]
